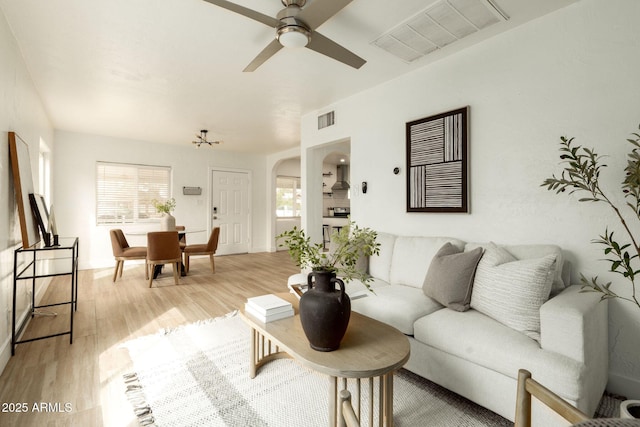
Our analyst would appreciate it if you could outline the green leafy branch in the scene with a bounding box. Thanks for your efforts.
[276,221,380,290]
[542,126,640,309]
[153,197,176,214]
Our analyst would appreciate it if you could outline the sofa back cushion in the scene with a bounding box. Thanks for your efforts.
[466,242,566,295]
[389,236,466,288]
[368,232,397,283]
[470,243,556,341]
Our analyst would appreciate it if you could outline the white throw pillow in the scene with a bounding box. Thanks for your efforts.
[470,243,556,341]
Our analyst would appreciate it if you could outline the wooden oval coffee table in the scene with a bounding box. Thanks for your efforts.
[240,292,410,427]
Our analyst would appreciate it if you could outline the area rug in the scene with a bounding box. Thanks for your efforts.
[121,313,607,427]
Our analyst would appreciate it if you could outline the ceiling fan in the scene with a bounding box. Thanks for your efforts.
[202,0,366,72]
[192,130,222,147]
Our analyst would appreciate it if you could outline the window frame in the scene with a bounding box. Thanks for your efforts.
[275,175,302,218]
[96,161,172,226]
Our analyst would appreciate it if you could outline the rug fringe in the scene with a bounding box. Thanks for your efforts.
[121,312,240,426]
[124,372,156,426]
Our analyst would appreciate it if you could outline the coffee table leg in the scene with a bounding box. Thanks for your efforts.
[330,376,337,427]
[381,373,394,427]
[379,376,384,427]
[249,327,257,379]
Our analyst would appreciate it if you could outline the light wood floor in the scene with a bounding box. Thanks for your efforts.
[0,251,299,427]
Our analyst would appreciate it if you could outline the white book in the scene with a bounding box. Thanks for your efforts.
[246,294,292,316]
[244,303,294,323]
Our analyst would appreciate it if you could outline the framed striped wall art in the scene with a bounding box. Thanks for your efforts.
[406,107,469,213]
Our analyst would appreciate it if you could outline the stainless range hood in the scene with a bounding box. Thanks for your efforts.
[331,165,350,191]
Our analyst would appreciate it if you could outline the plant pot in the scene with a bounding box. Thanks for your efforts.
[299,270,351,352]
[621,400,640,418]
[160,213,176,231]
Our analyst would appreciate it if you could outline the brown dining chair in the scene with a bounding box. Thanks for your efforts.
[110,229,147,282]
[146,231,182,287]
[183,227,220,273]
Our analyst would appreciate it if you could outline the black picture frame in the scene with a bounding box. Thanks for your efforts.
[48,205,58,236]
[29,193,50,246]
[406,106,469,213]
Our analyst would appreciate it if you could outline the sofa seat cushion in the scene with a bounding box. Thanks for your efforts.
[389,236,466,289]
[351,285,442,335]
[413,308,583,400]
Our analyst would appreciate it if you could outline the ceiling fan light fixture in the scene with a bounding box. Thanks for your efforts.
[277,20,310,48]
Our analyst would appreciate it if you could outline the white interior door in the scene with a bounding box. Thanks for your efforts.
[211,170,250,255]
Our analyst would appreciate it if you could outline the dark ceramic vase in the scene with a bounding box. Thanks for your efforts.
[299,270,351,352]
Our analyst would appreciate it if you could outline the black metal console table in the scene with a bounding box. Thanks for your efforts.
[12,237,79,355]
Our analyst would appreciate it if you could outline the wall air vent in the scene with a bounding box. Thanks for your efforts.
[318,111,335,130]
[371,0,508,63]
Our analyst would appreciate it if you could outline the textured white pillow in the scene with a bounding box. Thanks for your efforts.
[470,243,556,341]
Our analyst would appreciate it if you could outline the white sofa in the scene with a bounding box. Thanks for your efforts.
[289,233,608,426]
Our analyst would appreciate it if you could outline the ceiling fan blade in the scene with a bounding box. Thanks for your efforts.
[243,39,284,72]
[307,32,365,69]
[299,0,353,30]
[201,0,279,28]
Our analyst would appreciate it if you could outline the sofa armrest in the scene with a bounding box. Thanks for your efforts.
[540,285,608,366]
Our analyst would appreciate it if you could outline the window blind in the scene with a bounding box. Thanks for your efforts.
[96,162,171,225]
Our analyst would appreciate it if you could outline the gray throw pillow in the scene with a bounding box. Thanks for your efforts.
[423,243,484,312]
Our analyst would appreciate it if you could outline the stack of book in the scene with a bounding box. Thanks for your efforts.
[244,294,294,323]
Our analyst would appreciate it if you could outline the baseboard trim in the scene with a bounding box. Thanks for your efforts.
[608,372,640,399]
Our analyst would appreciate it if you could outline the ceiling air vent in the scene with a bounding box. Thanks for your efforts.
[371,0,508,63]
[318,111,335,130]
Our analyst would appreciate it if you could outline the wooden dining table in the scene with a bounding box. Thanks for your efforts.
[125,228,205,278]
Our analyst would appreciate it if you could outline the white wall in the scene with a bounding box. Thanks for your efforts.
[0,10,54,374]
[53,130,269,269]
[301,0,640,397]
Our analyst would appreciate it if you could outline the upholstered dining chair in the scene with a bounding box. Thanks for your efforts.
[183,227,220,273]
[146,231,182,288]
[109,229,147,282]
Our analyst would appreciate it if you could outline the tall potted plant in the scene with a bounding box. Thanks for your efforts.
[542,126,640,417]
[277,221,380,351]
[153,198,176,231]
[542,128,640,309]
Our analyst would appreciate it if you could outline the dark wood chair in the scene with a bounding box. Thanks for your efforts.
[183,227,220,273]
[109,229,147,282]
[146,231,182,287]
[515,369,589,427]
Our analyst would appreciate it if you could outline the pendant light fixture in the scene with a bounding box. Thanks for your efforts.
[192,130,221,148]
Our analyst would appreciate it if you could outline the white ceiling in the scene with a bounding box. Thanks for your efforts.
[0,0,578,154]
